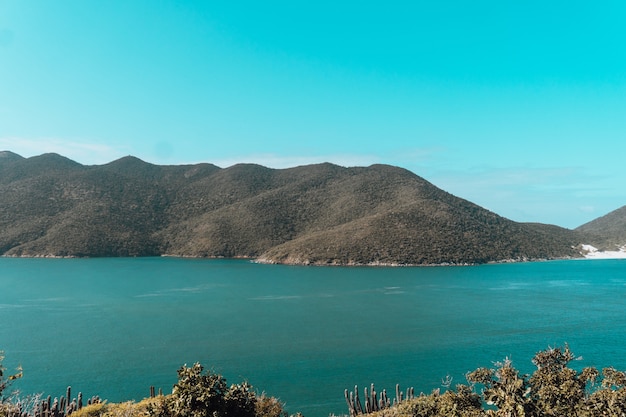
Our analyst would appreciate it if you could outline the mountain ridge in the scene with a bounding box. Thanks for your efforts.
[0,151,602,265]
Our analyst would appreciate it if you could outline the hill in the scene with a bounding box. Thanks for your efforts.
[0,150,24,162]
[575,205,626,250]
[0,152,585,264]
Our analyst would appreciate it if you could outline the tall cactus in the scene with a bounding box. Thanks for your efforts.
[406,386,414,401]
[380,388,390,409]
[369,383,378,412]
[346,383,415,415]
[16,387,98,417]
[355,385,364,414]
[344,389,356,417]
[66,387,71,413]
[395,383,403,405]
[51,397,58,417]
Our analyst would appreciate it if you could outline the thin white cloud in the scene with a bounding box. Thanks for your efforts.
[429,166,604,193]
[0,138,441,171]
[198,146,444,170]
[578,205,597,214]
[425,165,624,228]
[0,137,127,165]
[201,153,383,169]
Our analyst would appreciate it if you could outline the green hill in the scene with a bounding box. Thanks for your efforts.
[576,205,626,250]
[0,152,586,264]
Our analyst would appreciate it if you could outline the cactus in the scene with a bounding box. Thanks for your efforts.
[380,388,390,409]
[345,383,417,415]
[370,383,377,412]
[406,386,414,400]
[66,387,71,413]
[51,398,59,417]
[344,389,355,416]
[354,385,363,414]
[344,386,367,417]
[9,386,98,417]
[395,383,403,405]
[87,396,100,406]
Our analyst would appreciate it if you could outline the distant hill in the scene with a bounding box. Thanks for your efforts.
[0,152,587,264]
[576,206,626,250]
[0,150,24,162]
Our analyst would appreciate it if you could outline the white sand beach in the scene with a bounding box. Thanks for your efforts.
[581,244,626,259]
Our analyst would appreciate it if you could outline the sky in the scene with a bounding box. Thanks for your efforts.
[1,1,626,229]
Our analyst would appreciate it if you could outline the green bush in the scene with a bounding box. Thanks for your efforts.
[0,351,22,402]
[166,363,257,417]
[254,395,288,417]
[0,351,22,417]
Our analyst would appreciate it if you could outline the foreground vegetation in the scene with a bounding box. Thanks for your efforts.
[3,346,626,417]
[0,359,294,417]
[346,345,626,417]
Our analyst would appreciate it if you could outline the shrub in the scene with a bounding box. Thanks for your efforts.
[0,351,22,402]
[254,394,287,417]
[395,386,482,417]
[223,382,256,417]
[169,363,228,417]
[68,402,108,417]
[528,344,596,416]
[584,367,626,417]
[167,363,257,417]
[466,357,536,416]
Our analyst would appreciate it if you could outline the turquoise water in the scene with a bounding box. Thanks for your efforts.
[1,258,626,416]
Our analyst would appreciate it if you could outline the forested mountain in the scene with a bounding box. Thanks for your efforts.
[0,152,588,264]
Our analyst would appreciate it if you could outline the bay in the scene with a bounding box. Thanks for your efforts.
[1,258,626,417]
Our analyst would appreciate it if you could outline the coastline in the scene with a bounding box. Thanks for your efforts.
[3,250,624,264]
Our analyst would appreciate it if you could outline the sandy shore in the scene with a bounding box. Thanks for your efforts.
[582,244,626,259]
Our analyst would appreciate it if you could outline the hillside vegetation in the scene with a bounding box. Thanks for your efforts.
[576,205,626,250]
[0,152,586,264]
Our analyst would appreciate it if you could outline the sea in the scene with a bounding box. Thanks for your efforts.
[1,257,625,417]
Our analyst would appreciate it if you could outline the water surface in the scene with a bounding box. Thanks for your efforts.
[1,258,625,416]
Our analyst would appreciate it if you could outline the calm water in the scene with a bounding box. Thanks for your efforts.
[1,258,626,416]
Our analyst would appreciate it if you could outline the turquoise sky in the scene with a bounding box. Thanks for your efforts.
[1,1,626,229]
